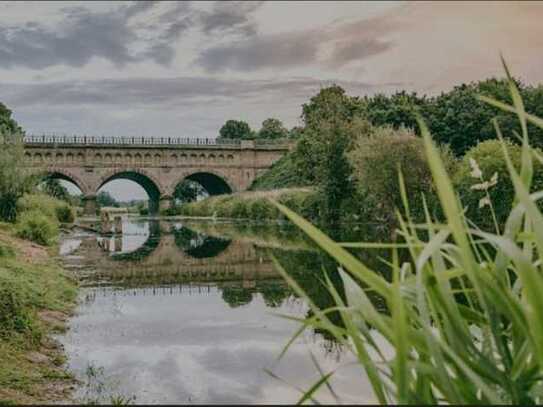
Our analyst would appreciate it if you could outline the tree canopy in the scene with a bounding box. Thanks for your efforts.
[218,119,253,140]
[0,103,22,136]
[257,118,288,139]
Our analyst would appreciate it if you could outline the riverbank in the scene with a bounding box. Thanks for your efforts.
[0,224,78,404]
[165,188,320,221]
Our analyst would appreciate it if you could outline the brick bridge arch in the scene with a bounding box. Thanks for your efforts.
[167,169,236,197]
[22,136,293,216]
[39,167,92,196]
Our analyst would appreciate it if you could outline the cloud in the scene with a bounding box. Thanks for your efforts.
[1,76,386,108]
[199,1,264,36]
[194,10,398,72]
[0,1,193,69]
[195,30,321,72]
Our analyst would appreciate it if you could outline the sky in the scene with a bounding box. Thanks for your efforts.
[3,0,543,200]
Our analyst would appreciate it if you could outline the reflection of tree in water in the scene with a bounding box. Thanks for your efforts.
[259,280,291,307]
[172,225,231,258]
[269,231,398,343]
[221,285,254,308]
[220,280,292,309]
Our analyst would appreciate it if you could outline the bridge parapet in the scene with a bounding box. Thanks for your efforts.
[23,134,293,149]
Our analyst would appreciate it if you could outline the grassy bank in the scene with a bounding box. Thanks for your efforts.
[0,223,78,404]
[167,188,321,222]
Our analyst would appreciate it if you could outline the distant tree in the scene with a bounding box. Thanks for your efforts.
[257,118,288,139]
[218,120,253,140]
[287,126,304,139]
[425,78,539,155]
[301,85,365,128]
[362,91,427,132]
[173,180,207,204]
[96,191,119,208]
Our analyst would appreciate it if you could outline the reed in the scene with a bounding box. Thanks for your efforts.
[272,61,543,404]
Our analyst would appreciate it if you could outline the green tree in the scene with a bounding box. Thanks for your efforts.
[362,91,427,132]
[287,126,304,139]
[348,124,456,226]
[301,85,364,128]
[0,130,34,222]
[173,180,207,204]
[96,191,118,208]
[425,78,524,155]
[0,102,23,136]
[257,118,288,139]
[218,119,253,140]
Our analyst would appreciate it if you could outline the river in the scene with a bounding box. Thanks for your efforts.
[57,217,388,404]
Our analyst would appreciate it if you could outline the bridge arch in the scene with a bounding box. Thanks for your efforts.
[42,169,90,195]
[97,168,165,215]
[173,170,234,198]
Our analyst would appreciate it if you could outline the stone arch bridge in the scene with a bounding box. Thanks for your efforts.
[23,135,292,215]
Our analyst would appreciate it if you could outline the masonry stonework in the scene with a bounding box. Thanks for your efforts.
[23,138,291,215]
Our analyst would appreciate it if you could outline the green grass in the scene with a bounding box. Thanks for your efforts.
[0,229,77,404]
[167,188,319,222]
[272,62,543,404]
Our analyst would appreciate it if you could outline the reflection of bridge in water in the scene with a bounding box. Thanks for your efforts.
[73,221,285,289]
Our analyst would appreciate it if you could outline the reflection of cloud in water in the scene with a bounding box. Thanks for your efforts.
[60,218,386,404]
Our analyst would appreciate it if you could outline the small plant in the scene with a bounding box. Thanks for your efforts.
[15,209,59,246]
[272,62,543,404]
[55,203,75,223]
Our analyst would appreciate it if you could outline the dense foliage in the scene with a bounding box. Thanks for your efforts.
[15,209,59,246]
[0,132,35,222]
[257,118,288,139]
[173,179,208,204]
[348,125,456,226]
[0,103,22,136]
[454,139,543,230]
[276,73,543,404]
[218,119,253,140]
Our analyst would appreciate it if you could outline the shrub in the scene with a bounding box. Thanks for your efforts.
[15,210,59,246]
[275,71,543,404]
[348,125,457,226]
[55,203,75,223]
[0,282,35,337]
[18,193,75,224]
[454,139,543,230]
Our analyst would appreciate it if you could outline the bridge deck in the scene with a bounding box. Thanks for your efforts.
[23,135,292,149]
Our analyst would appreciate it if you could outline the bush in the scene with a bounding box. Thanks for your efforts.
[15,210,59,246]
[0,282,35,337]
[454,139,543,230]
[18,193,75,224]
[348,125,457,226]
[55,203,75,223]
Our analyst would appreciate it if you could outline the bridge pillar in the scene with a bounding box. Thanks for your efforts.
[82,195,98,216]
[159,195,173,214]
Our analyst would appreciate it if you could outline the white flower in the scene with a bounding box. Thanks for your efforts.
[479,196,491,208]
[471,182,489,191]
[489,172,498,187]
[469,158,483,179]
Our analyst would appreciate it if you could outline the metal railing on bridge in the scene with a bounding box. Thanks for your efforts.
[23,134,243,146]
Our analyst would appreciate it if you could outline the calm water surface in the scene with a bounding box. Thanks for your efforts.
[58,217,386,404]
